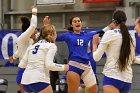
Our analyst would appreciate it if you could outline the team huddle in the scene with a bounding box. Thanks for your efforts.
[9,6,140,93]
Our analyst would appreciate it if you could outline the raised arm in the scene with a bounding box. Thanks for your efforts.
[93,31,115,62]
[17,7,37,42]
[9,7,37,62]
[97,22,115,37]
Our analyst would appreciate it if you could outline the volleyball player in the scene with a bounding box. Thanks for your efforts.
[93,10,140,93]
[9,6,37,93]
[55,16,112,93]
[18,25,68,93]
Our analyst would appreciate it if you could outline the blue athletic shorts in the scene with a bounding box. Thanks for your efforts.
[22,82,49,93]
[16,68,25,84]
[68,65,84,76]
[103,76,131,93]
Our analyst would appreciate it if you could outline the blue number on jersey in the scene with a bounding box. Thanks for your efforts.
[32,45,40,54]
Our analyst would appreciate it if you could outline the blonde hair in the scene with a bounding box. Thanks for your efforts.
[39,24,56,42]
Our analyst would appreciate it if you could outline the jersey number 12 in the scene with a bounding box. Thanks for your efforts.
[77,39,83,46]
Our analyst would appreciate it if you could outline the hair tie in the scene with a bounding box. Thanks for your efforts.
[112,19,121,24]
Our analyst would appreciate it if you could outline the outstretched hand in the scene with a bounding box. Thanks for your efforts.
[32,6,37,15]
[93,34,100,45]
[43,16,50,26]
[93,34,100,52]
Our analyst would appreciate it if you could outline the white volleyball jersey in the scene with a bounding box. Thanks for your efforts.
[93,29,137,83]
[19,40,65,84]
[13,15,37,61]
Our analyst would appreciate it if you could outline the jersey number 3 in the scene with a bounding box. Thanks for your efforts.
[32,45,40,54]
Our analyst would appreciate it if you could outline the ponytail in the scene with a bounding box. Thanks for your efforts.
[118,22,133,71]
[113,10,134,72]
